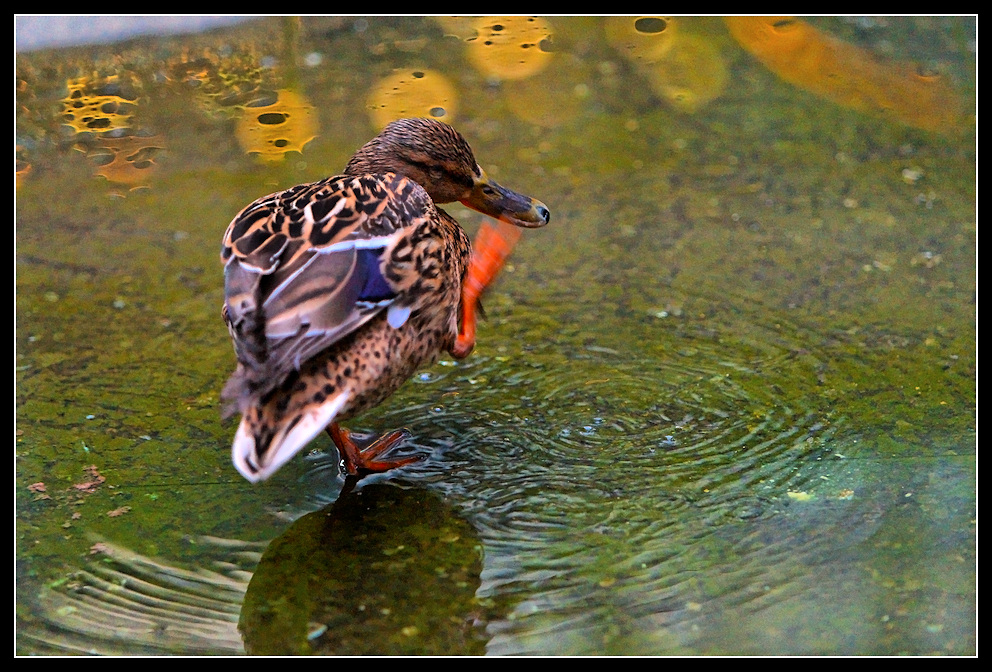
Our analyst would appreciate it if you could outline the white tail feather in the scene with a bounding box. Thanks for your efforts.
[232,389,351,483]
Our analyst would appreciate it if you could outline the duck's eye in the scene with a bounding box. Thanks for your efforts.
[429,168,444,181]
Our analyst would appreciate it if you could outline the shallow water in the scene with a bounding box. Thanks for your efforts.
[16,16,975,655]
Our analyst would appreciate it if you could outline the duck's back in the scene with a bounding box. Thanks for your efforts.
[221,171,471,418]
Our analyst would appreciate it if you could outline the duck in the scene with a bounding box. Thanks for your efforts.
[221,117,550,483]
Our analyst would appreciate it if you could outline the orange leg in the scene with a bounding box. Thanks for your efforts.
[452,221,521,358]
[327,423,419,476]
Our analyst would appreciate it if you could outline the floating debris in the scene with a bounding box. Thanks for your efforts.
[72,465,106,494]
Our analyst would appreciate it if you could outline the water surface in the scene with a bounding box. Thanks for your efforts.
[16,16,975,655]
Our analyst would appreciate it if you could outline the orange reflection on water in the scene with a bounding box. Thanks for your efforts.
[724,16,966,134]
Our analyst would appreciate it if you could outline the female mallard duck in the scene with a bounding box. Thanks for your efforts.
[221,118,550,482]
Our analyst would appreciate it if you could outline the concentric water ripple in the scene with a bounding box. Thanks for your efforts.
[277,289,871,654]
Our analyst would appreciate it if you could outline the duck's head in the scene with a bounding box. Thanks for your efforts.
[345,117,550,228]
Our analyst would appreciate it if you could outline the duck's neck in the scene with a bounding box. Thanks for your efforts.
[345,134,405,177]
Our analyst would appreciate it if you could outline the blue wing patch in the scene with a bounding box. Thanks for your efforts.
[355,248,395,303]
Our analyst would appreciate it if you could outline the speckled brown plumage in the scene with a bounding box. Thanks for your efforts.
[221,118,549,482]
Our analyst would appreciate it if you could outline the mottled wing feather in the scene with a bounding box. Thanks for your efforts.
[221,172,436,408]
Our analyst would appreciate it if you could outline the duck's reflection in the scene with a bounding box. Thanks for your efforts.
[240,479,487,655]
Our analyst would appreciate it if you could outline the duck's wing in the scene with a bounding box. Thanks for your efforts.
[221,172,435,410]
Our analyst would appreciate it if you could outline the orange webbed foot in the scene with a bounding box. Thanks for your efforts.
[452,221,522,359]
[327,423,420,476]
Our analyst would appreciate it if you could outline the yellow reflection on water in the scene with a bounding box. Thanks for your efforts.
[235,89,318,163]
[367,68,459,130]
[464,16,555,81]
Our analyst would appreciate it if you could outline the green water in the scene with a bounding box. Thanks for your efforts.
[16,16,975,655]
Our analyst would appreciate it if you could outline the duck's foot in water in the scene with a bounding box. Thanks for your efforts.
[327,423,421,476]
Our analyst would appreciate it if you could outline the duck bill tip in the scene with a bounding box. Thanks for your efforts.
[500,211,549,229]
